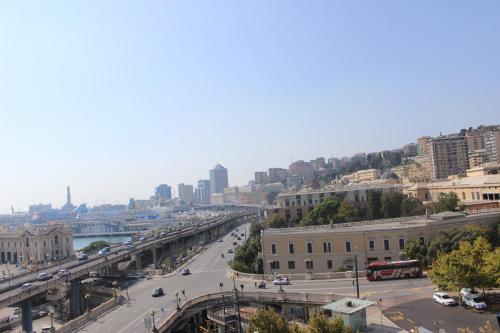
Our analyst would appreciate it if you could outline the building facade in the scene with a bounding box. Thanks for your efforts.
[342,169,381,184]
[254,171,268,185]
[484,130,500,163]
[260,211,499,276]
[289,160,315,184]
[178,183,194,205]
[429,135,468,179]
[0,222,74,264]
[196,179,211,203]
[268,168,288,183]
[417,136,432,156]
[155,184,172,200]
[209,164,229,194]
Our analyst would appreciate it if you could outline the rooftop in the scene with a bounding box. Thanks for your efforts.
[321,298,375,314]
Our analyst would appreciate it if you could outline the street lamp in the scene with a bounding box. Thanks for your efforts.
[150,309,158,333]
[377,298,384,333]
[112,281,118,298]
[84,293,91,313]
[232,275,237,291]
[219,282,226,322]
[49,308,54,332]
[354,255,360,299]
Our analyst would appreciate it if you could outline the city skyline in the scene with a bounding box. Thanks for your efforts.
[1,1,500,213]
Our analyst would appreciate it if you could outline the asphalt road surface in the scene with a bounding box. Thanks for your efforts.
[78,223,436,333]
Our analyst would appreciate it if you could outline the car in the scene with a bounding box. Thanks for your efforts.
[152,287,164,297]
[58,269,69,277]
[227,248,234,253]
[273,277,290,285]
[257,281,266,289]
[433,292,457,306]
[38,310,48,317]
[218,238,223,242]
[41,327,55,333]
[98,247,111,256]
[37,272,53,281]
[230,233,235,236]
[235,229,239,231]
[139,237,146,242]
[463,295,487,310]
[125,244,135,250]
[154,234,159,238]
[77,253,88,261]
[21,283,34,290]
[460,288,480,298]
[181,268,190,275]
[123,240,132,246]
[160,231,166,237]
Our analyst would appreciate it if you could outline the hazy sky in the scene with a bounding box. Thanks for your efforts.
[1,1,499,213]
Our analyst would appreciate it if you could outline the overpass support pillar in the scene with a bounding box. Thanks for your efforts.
[21,298,33,333]
[152,247,158,268]
[70,280,82,318]
[134,254,143,270]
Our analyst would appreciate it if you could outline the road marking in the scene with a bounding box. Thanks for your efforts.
[115,309,152,333]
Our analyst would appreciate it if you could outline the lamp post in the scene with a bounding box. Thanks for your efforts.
[84,293,91,313]
[377,298,383,333]
[150,309,158,333]
[232,275,237,291]
[219,282,226,326]
[354,255,360,299]
[112,281,118,299]
[49,308,54,332]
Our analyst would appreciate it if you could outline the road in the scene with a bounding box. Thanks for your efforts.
[79,223,435,333]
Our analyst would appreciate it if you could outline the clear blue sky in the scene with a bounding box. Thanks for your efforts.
[1,1,499,213]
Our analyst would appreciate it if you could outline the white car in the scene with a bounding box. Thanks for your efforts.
[21,283,35,290]
[463,295,487,310]
[460,288,480,298]
[433,292,457,306]
[37,272,53,281]
[58,269,69,277]
[273,277,290,285]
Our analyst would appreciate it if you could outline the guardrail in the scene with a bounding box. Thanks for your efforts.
[0,211,259,308]
[158,290,338,332]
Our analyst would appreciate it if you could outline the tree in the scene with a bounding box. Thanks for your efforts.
[380,192,404,218]
[401,197,424,216]
[367,190,382,219]
[428,237,499,301]
[268,214,287,228]
[336,201,358,223]
[82,241,110,254]
[247,308,290,333]
[307,311,351,333]
[403,240,429,266]
[434,192,459,213]
[301,197,342,226]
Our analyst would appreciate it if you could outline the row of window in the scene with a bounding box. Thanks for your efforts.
[269,259,334,270]
[270,237,425,254]
[1,237,69,249]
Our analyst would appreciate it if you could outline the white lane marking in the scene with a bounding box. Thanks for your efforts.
[115,308,152,333]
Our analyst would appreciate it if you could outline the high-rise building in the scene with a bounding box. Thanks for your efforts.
[468,149,487,168]
[428,135,468,179]
[417,136,432,156]
[466,130,485,151]
[155,184,172,200]
[209,164,229,194]
[289,160,315,183]
[196,179,211,203]
[484,130,500,163]
[268,168,288,183]
[178,183,194,205]
[254,171,268,185]
[310,157,326,171]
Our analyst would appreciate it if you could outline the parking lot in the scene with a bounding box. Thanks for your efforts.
[385,297,499,332]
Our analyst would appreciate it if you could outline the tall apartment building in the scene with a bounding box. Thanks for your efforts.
[177,183,194,205]
[484,131,500,163]
[428,135,468,179]
[468,149,487,168]
[254,171,268,185]
[417,136,432,156]
[196,179,211,203]
[209,164,229,194]
[466,130,485,151]
[268,168,288,183]
[155,184,172,200]
[289,160,315,183]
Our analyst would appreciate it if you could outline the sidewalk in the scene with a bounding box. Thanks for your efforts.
[366,306,408,333]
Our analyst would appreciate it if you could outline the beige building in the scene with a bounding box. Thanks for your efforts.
[468,149,487,169]
[417,136,432,156]
[484,130,500,163]
[260,211,499,276]
[429,135,469,179]
[271,183,402,224]
[342,169,381,184]
[0,222,73,264]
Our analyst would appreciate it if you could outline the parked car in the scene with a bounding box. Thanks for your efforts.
[77,253,88,261]
[273,277,290,285]
[21,283,34,290]
[227,248,234,253]
[125,244,135,250]
[218,238,223,242]
[123,240,132,246]
[98,247,111,256]
[160,231,166,237]
[181,268,190,275]
[58,269,69,277]
[37,272,53,281]
[139,237,146,242]
[152,287,164,297]
[257,281,266,289]
[460,288,480,298]
[433,292,457,306]
[463,295,487,310]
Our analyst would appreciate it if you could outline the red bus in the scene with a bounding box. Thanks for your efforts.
[366,260,422,281]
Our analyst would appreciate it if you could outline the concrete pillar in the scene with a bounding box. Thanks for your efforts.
[21,298,33,333]
[152,248,158,268]
[70,280,82,318]
[134,254,142,270]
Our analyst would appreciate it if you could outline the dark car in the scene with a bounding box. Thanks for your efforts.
[152,287,164,297]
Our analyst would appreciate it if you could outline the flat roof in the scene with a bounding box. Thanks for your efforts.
[321,298,375,314]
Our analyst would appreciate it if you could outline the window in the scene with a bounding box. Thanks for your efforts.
[306,260,314,270]
[43,241,46,247]
[384,256,392,261]
[384,240,390,251]
[419,236,425,243]
[327,260,333,269]
[399,239,405,250]
[369,240,375,251]
[471,192,475,200]
[462,192,466,200]
[271,243,277,254]
[288,243,294,254]
[476,192,480,200]
[307,242,313,254]
[54,235,59,245]
[345,241,352,252]
[323,241,332,253]
[270,261,280,270]
[288,261,295,269]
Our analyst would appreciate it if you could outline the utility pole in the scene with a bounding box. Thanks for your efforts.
[354,255,360,299]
